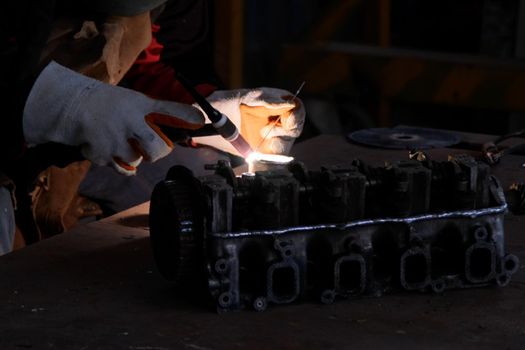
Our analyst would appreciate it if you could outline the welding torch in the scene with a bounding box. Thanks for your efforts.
[24,76,255,175]
[174,73,254,158]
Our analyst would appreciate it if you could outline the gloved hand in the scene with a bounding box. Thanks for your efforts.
[193,88,305,156]
[23,62,204,175]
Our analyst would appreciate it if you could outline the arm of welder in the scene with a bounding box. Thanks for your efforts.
[23,62,206,175]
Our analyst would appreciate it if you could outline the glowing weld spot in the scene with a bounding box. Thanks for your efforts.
[246,152,294,173]
[246,152,294,164]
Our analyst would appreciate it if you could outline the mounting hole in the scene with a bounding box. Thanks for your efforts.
[320,290,335,304]
[274,240,290,250]
[214,259,229,274]
[431,280,445,294]
[253,297,267,312]
[284,249,293,257]
[218,292,232,307]
[497,274,510,287]
[473,227,489,241]
[504,255,520,274]
[505,260,516,272]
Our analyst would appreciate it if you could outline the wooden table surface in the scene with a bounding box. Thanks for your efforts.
[1,134,525,350]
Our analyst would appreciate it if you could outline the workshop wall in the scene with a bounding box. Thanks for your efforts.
[237,0,524,138]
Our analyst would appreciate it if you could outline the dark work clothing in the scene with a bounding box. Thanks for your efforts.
[125,0,217,103]
[76,0,168,17]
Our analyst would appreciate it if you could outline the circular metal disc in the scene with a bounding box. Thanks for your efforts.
[348,127,460,150]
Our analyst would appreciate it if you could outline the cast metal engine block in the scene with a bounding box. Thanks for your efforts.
[149,155,519,312]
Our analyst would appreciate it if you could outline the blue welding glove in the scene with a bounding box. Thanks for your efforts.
[23,62,205,175]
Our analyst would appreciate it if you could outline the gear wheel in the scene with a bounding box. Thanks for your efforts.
[149,165,205,284]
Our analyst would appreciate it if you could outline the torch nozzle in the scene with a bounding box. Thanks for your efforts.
[228,133,253,158]
[176,73,254,158]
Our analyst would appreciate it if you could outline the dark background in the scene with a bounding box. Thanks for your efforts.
[216,0,525,140]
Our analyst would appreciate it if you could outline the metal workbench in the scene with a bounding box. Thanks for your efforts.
[1,134,524,350]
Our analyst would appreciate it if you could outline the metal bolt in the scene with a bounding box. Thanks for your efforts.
[253,297,267,312]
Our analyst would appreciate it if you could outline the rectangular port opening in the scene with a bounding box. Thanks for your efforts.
[468,247,493,280]
[403,253,428,285]
[337,260,363,292]
[271,266,298,301]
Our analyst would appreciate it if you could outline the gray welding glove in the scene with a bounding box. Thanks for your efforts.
[193,88,306,156]
[23,61,205,175]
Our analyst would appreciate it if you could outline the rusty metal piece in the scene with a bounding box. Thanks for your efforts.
[482,141,502,165]
[409,150,428,162]
[481,130,525,165]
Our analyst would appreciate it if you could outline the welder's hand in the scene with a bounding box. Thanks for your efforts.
[23,62,204,175]
[194,88,305,156]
